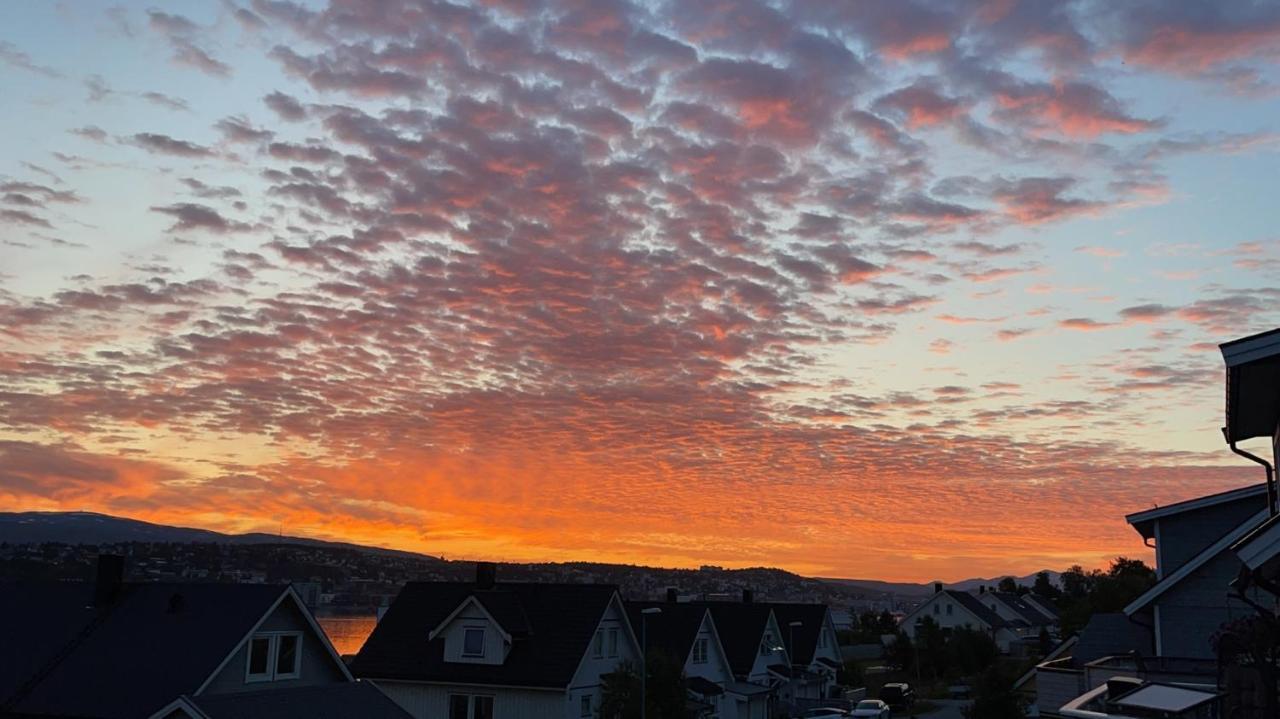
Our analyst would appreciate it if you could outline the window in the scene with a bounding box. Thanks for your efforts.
[593,630,604,658]
[245,632,303,683]
[933,603,939,615]
[449,694,493,719]
[275,634,300,678]
[580,693,593,717]
[606,628,618,657]
[247,637,271,680]
[759,632,774,656]
[945,604,953,616]
[818,631,827,649]
[692,637,708,663]
[462,627,485,658]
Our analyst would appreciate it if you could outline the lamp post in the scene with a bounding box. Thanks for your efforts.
[640,607,661,719]
[787,621,803,709]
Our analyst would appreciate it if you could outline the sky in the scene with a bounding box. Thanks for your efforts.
[1,0,1279,583]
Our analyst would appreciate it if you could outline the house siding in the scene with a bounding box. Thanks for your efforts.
[1035,668,1084,717]
[375,680,566,719]
[1156,496,1266,576]
[567,597,639,719]
[201,598,347,695]
[1153,550,1267,659]
[438,603,509,665]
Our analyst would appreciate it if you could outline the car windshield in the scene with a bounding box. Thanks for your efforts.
[857,701,880,709]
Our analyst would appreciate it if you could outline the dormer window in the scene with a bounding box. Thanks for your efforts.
[245,632,302,683]
[692,638,708,663]
[463,627,486,658]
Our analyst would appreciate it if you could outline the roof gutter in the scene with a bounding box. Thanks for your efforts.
[1224,427,1276,517]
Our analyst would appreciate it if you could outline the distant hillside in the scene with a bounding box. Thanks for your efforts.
[821,571,1062,597]
[0,511,433,560]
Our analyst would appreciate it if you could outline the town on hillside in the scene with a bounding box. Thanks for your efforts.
[3,327,1279,718]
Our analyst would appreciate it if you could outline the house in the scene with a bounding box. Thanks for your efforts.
[351,563,640,719]
[0,555,407,719]
[1022,593,1060,623]
[767,603,844,708]
[898,584,1020,652]
[978,589,1058,651]
[1123,483,1271,659]
[692,596,785,719]
[1059,677,1224,719]
[1026,613,1155,717]
[625,599,736,718]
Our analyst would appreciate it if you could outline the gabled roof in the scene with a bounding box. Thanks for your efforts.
[1125,508,1268,616]
[765,603,831,665]
[625,601,709,665]
[688,603,779,676]
[943,590,1009,629]
[351,582,621,689]
[1023,594,1060,620]
[1126,484,1267,541]
[175,682,411,719]
[989,592,1055,627]
[0,582,296,719]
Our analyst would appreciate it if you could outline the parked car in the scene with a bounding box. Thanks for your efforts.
[798,709,849,718]
[849,699,891,718]
[879,682,914,709]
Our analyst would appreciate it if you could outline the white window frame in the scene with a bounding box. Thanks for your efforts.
[462,626,486,658]
[693,637,708,663]
[593,630,604,658]
[449,693,494,719]
[244,631,304,683]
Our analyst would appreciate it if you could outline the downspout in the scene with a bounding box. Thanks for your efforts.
[1225,428,1276,516]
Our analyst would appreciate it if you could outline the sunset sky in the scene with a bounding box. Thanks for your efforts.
[2,1,1279,582]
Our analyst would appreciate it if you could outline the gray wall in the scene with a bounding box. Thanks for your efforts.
[203,598,348,694]
[1158,497,1264,576]
[1155,550,1266,659]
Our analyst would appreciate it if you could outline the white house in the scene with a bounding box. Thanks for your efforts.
[695,598,786,719]
[352,563,641,719]
[0,554,408,719]
[626,600,737,718]
[898,584,1020,652]
[768,603,844,709]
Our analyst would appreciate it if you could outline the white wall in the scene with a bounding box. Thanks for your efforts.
[566,595,639,719]
[438,601,508,665]
[375,681,566,719]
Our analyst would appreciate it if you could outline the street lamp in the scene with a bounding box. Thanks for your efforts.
[788,621,803,708]
[640,607,661,719]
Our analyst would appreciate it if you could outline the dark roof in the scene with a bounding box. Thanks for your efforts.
[1073,613,1153,665]
[765,603,829,665]
[990,592,1055,626]
[943,590,1009,629]
[686,603,776,677]
[193,681,411,719]
[0,582,288,719]
[1026,594,1060,619]
[625,602,708,664]
[351,582,621,689]
[688,676,724,696]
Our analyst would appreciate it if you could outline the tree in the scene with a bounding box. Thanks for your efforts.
[946,628,998,676]
[997,576,1020,594]
[1032,571,1061,600]
[597,650,692,719]
[1214,615,1280,719]
[885,630,915,673]
[962,663,1026,719]
[1057,557,1156,636]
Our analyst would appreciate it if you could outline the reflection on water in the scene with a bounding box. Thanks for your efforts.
[318,615,378,656]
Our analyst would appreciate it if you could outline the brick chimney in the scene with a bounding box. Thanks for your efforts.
[94,554,124,608]
[933,582,943,594]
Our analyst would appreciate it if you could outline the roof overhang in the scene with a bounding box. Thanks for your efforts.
[1221,328,1280,444]
[1125,484,1267,540]
[1231,513,1280,576]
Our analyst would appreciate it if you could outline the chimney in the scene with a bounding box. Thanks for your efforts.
[933,582,943,594]
[979,585,986,594]
[94,554,125,608]
[742,588,753,604]
[666,588,678,603]
[475,561,496,589]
